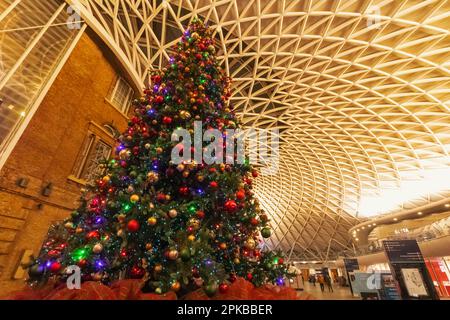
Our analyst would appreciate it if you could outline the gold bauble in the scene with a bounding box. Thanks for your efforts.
[188,218,201,230]
[171,281,181,292]
[147,171,159,183]
[154,264,163,273]
[147,217,157,226]
[179,110,191,120]
[168,209,178,219]
[245,238,256,250]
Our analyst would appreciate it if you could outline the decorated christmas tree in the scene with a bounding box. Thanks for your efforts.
[28,20,292,297]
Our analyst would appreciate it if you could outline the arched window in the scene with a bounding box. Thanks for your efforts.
[103,123,120,139]
[70,122,117,184]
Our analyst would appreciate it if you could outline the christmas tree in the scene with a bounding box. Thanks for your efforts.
[28,20,292,297]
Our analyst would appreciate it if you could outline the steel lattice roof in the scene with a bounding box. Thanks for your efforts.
[54,0,450,260]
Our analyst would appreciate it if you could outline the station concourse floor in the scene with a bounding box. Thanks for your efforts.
[297,281,358,300]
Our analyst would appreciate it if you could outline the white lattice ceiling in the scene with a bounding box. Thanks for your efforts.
[63,0,450,261]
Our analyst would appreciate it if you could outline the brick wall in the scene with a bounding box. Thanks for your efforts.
[0,29,133,296]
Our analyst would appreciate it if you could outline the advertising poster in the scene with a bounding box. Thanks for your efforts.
[380,274,401,300]
[401,268,428,297]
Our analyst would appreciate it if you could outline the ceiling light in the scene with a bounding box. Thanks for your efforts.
[393,218,398,221]
[417,212,423,215]
[445,204,450,208]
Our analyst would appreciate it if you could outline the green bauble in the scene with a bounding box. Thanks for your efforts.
[261,227,271,238]
[180,248,190,261]
[265,261,275,270]
[71,211,79,218]
[204,282,218,297]
[29,264,44,277]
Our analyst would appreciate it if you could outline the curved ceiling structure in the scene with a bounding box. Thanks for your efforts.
[64,0,449,261]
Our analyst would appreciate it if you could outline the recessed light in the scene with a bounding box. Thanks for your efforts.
[393,218,398,221]
[445,204,450,208]
[362,226,365,230]
[368,224,372,227]
[355,238,359,241]
[357,229,360,231]
[418,212,423,215]
[373,223,376,226]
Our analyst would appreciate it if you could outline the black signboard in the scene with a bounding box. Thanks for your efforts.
[383,240,439,300]
[383,240,424,263]
[343,258,359,295]
[344,258,359,272]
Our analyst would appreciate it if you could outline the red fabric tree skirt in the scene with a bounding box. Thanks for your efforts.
[6,278,313,300]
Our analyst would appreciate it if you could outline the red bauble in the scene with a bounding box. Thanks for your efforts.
[219,283,229,294]
[192,267,200,278]
[224,200,238,213]
[229,274,237,283]
[166,167,175,177]
[86,230,100,240]
[209,181,218,189]
[77,259,88,268]
[247,273,253,281]
[156,193,166,202]
[179,186,190,196]
[251,170,258,178]
[196,210,205,219]
[250,217,259,226]
[50,262,61,273]
[155,95,164,104]
[236,190,245,200]
[153,75,161,83]
[260,214,269,222]
[48,250,60,257]
[162,116,173,124]
[278,258,284,265]
[127,219,140,232]
[130,265,145,279]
